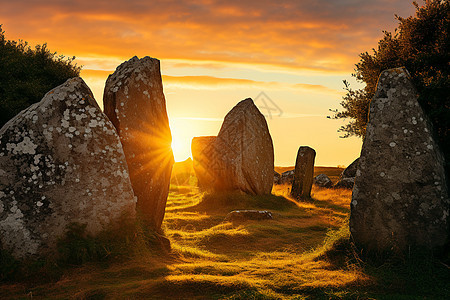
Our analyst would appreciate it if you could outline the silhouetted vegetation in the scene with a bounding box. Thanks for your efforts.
[332,0,449,172]
[0,24,81,128]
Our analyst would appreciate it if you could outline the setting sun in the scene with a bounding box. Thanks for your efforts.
[171,136,187,162]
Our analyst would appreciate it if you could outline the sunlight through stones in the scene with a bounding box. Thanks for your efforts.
[104,56,174,231]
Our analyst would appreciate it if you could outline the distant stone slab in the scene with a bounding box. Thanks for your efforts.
[340,158,359,179]
[279,170,294,185]
[274,171,281,184]
[225,210,273,221]
[291,146,316,199]
[333,177,355,189]
[191,136,217,188]
[314,174,332,188]
[104,56,174,230]
[0,78,136,258]
[350,67,449,252]
[192,99,274,195]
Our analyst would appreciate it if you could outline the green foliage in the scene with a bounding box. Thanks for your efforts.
[333,0,449,165]
[0,24,81,127]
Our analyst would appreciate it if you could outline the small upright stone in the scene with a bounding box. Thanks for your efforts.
[104,56,174,230]
[350,67,449,252]
[0,78,136,258]
[291,146,316,199]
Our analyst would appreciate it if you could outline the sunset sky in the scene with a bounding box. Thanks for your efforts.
[0,0,417,166]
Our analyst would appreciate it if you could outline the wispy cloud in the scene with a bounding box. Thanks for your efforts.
[1,0,416,72]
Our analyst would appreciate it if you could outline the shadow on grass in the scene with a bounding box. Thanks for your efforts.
[189,191,298,213]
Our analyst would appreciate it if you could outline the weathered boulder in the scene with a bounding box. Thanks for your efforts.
[225,210,273,221]
[279,170,294,184]
[0,78,136,258]
[340,158,359,179]
[334,177,355,189]
[350,67,449,252]
[104,56,174,230]
[194,99,274,195]
[191,136,217,188]
[274,171,281,184]
[314,174,332,188]
[291,146,316,199]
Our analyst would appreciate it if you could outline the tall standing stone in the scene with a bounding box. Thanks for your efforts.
[191,136,217,188]
[350,67,449,252]
[104,56,174,230]
[291,146,316,199]
[192,99,273,195]
[0,78,136,258]
[214,98,274,195]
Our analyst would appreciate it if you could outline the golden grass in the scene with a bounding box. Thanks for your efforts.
[1,177,372,299]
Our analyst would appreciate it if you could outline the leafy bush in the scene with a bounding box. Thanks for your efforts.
[332,0,449,175]
[0,24,81,127]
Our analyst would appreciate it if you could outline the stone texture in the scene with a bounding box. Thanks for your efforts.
[104,56,174,230]
[0,78,136,258]
[279,170,294,185]
[340,158,359,179]
[225,210,273,221]
[314,174,332,188]
[274,171,281,184]
[350,67,449,252]
[291,146,316,199]
[334,177,355,189]
[191,136,217,188]
[193,99,274,195]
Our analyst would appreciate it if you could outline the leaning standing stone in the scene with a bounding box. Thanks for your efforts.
[104,56,174,231]
[0,78,136,258]
[291,146,316,199]
[213,98,274,195]
[350,67,449,252]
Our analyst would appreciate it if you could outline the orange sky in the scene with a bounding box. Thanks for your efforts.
[0,0,417,166]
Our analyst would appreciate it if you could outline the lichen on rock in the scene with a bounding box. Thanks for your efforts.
[0,77,136,258]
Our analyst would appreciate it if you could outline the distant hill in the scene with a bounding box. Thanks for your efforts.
[172,160,345,185]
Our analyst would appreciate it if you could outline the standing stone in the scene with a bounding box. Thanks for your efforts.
[194,99,274,195]
[350,67,449,252]
[0,78,136,258]
[291,146,316,199]
[104,56,174,230]
[191,136,217,188]
[215,98,273,195]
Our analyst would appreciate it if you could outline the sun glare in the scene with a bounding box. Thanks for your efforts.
[171,135,190,162]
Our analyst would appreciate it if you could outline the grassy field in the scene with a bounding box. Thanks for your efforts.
[1,164,449,299]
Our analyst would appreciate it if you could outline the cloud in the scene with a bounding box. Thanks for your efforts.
[0,0,416,72]
[163,75,341,95]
